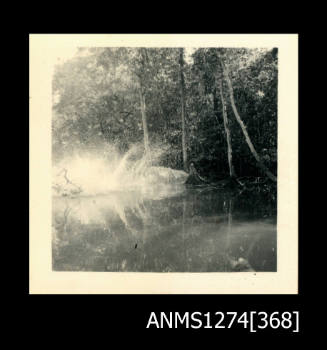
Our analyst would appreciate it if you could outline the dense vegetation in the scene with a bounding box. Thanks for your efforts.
[52,47,277,183]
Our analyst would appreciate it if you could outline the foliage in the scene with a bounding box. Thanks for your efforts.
[52,47,277,179]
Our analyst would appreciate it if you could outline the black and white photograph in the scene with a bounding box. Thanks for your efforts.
[29,34,298,293]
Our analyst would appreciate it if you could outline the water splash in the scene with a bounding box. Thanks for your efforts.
[52,143,188,198]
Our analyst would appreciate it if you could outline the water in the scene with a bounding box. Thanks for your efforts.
[52,186,277,272]
[52,144,187,196]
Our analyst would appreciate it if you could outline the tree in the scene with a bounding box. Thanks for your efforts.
[179,48,188,172]
[218,78,235,178]
[220,56,277,182]
[136,48,151,159]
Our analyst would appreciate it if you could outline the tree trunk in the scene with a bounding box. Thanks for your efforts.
[221,61,277,182]
[139,84,150,158]
[179,48,188,172]
[219,79,236,178]
[185,163,208,185]
[138,48,151,161]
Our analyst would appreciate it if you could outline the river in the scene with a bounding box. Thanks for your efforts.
[52,184,276,272]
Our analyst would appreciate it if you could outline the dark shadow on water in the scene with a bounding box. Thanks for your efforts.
[52,186,277,272]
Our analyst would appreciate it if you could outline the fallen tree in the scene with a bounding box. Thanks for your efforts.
[53,168,83,197]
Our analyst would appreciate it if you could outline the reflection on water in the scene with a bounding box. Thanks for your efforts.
[52,186,277,272]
